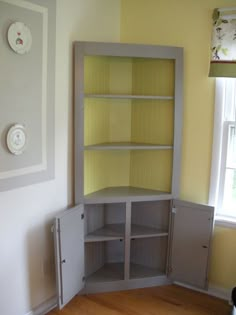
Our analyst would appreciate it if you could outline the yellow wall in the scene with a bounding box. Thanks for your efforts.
[210,226,236,289]
[120,0,236,290]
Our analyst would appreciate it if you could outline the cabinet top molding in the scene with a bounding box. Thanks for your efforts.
[74,41,183,59]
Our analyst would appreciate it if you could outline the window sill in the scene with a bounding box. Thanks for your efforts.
[215,216,236,229]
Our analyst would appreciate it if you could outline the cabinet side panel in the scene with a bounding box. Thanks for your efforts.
[85,242,105,277]
[132,200,170,230]
[84,98,110,146]
[105,203,126,224]
[130,237,167,270]
[84,56,110,94]
[106,240,125,263]
[84,151,107,194]
[109,100,132,143]
[130,150,173,192]
[132,58,174,96]
[84,97,132,145]
[131,99,174,145]
[109,57,133,94]
[84,151,131,195]
[85,204,105,234]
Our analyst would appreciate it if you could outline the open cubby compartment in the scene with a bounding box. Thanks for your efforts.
[131,200,170,238]
[84,56,175,96]
[85,240,125,283]
[84,97,174,147]
[84,150,173,196]
[130,236,168,279]
[84,203,126,242]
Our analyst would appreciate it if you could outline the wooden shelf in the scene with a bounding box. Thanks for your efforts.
[131,224,168,239]
[85,224,125,242]
[84,142,173,151]
[84,186,172,203]
[130,263,165,279]
[85,94,173,100]
[85,224,167,242]
[86,263,124,283]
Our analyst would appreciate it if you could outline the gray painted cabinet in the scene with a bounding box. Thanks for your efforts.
[53,42,214,309]
[54,200,214,309]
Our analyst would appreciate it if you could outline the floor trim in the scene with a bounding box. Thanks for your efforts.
[208,284,232,301]
[25,296,57,315]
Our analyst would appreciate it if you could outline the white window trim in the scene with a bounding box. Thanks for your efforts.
[209,78,236,228]
[209,79,224,207]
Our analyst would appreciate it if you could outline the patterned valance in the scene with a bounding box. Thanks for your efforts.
[209,7,236,77]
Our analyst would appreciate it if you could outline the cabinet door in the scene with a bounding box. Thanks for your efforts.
[169,199,214,289]
[53,205,84,309]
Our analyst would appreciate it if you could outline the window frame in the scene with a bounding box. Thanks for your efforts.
[209,78,236,227]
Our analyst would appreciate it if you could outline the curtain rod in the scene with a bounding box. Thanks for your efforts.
[218,7,236,12]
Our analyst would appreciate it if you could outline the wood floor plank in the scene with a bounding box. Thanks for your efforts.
[46,285,231,315]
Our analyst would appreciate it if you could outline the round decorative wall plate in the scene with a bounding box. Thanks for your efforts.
[7,22,32,54]
[6,124,27,155]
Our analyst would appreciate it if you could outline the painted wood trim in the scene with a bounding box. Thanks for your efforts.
[171,48,184,198]
[74,44,85,203]
[0,0,56,190]
[124,202,131,280]
[214,217,236,229]
[85,94,174,100]
[74,41,183,59]
[208,79,225,207]
[173,199,214,212]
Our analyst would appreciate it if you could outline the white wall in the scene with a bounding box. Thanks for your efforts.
[0,1,120,314]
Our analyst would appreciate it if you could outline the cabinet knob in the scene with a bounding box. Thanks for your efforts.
[202,245,208,249]
[61,259,66,264]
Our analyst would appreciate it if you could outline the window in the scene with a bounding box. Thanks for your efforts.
[209,78,236,221]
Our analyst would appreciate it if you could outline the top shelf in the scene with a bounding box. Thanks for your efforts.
[84,186,172,203]
[85,94,174,100]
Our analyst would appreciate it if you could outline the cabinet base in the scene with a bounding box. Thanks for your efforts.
[84,275,171,294]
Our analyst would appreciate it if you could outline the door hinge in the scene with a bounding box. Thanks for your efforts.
[172,207,177,214]
[81,213,84,220]
[82,276,85,282]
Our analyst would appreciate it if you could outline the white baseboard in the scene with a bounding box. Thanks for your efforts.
[174,281,231,302]
[25,296,57,315]
[208,284,231,301]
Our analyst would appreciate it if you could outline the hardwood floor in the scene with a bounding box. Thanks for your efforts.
[46,285,231,315]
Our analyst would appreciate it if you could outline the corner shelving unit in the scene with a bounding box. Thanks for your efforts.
[74,41,183,292]
[52,42,215,310]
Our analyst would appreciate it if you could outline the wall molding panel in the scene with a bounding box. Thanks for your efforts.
[0,0,56,191]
